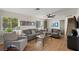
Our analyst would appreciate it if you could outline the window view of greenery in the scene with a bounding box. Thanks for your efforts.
[12,18,18,28]
[3,16,18,31]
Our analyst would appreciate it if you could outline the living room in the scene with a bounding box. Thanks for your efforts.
[0,8,79,51]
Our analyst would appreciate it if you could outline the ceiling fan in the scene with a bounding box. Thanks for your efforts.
[35,8,40,10]
[35,8,55,18]
[47,13,55,18]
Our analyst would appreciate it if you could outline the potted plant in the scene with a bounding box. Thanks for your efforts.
[5,27,13,32]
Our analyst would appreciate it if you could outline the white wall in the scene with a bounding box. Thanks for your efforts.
[0,16,2,30]
[64,17,68,35]
[76,9,79,18]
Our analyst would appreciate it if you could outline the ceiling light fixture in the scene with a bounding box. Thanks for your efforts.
[35,8,40,10]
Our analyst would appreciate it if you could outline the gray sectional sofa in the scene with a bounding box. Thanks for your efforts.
[22,29,38,41]
[4,32,28,51]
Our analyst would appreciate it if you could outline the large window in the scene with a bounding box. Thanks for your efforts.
[51,20,60,29]
[36,21,44,30]
[3,16,18,30]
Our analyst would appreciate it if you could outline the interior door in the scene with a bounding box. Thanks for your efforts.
[67,16,76,34]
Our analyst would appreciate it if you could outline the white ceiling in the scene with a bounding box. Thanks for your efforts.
[0,8,78,17]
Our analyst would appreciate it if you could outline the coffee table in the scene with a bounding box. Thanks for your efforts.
[36,34,45,50]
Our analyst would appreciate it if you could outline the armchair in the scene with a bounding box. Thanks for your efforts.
[67,29,79,51]
[51,29,61,38]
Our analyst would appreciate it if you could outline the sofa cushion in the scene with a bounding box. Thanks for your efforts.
[23,30,32,35]
[4,32,18,41]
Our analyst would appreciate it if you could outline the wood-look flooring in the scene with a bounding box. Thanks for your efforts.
[0,36,71,51]
[24,36,71,51]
